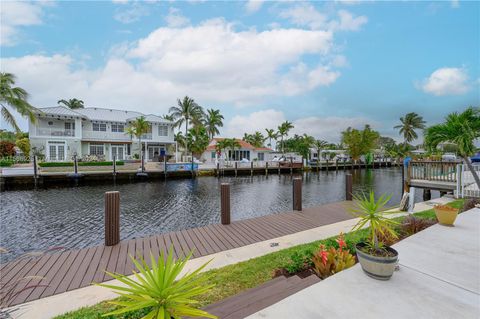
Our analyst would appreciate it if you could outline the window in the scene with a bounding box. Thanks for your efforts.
[158,125,168,136]
[126,144,131,156]
[258,152,264,161]
[111,123,124,133]
[211,152,216,159]
[92,123,106,132]
[64,122,75,130]
[89,143,104,156]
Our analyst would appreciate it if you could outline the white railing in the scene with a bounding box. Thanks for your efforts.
[460,163,480,198]
[37,128,75,137]
[82,131,130,141]
[141,133,152,140]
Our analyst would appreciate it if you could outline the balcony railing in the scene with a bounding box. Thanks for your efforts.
[37,128,75,137]
[141,133,152,140]
[82,130,130,141]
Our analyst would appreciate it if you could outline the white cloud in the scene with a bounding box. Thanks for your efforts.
[245,0,264,14]
[165,8,190,28]
[279,4,367,32]
[0,1,48,46]
[418,67,470,96]
[225,109,375,142]
[114,3,149,24]
[331,9,368,31]
[112,0,129,4]
[1,20,347,130]
[279,3,328,30]
[451,0,460,8]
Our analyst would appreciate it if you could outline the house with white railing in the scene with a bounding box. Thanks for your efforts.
[29,106,175,162]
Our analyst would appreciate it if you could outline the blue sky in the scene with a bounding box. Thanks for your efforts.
[1,0,479,143]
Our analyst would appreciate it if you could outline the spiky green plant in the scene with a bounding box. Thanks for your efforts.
[96,248,217,319]
[350,192,398,251]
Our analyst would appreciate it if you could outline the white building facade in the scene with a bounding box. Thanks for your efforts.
[29,107,175,162]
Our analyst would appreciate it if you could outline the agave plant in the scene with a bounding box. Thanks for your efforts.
[96,247,217,319]
[350,191,398,252]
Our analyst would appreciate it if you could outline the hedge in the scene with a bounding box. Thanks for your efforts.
[0,159,14,167]
[39,161,125,167]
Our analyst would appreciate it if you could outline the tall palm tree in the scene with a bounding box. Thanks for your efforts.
[277,121,294,154]
[162,114,175,122]
[204,109,224,139]
[424,107,480,188]
[394,112,426,145]
[265,128,277,148]
[126,116,151,163]
[0,72,36,132]
[169,96,204,154]
[58,98,84,109]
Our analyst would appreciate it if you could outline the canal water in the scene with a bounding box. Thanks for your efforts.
[0,167,437,263]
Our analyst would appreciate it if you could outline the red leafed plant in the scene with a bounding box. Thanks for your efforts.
[312,233,356,279]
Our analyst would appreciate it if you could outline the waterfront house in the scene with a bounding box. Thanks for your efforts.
[201,138,273,164]
[29,106,175,161]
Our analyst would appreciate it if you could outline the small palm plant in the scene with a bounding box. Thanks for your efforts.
[350,191,398,254]
[96,247,217,319]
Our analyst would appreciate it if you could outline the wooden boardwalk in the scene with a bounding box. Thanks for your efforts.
[0,201,354,307]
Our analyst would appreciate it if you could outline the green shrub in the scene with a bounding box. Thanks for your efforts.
[39,162,74,167]
[0,159,14,167]
[39,161,124,167]
[78,161,124,166]
[15,138,30,156]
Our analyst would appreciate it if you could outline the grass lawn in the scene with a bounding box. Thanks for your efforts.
[54,199,465,319]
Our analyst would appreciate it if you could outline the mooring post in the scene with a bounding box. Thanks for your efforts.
[141,150,145,172]
[335,159,338,171]
[73,154,78,174]
[33,155,38,181]
[220,183,231,225]
[290,158,293,174]
[251,161,254,176]
[216,162,220,177]
[164,156,167,179]
[235,161,238,177]
[278,161,280,175]
[265,161,269,176]
[105,191,120,246]
[112,155,117,176]
[293,177,302,211]
[345,173,353,201]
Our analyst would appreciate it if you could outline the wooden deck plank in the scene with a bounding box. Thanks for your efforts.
[27,251,72,302]
[80,246,104,287]
[1,200,354,307]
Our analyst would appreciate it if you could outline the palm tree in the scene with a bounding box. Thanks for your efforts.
[169,96,204,154]
[265,128,277,148]
[313,140,328,160]
[162,114,175,122]
[186,126,210,159]
[58,98,84,109]
[204,109,224,139]
[424,107,480,188]
[277,121,294,154]
[0,72,36,132]
[224,138,241,161]
[126,116,150,164]
[394,112,426,145]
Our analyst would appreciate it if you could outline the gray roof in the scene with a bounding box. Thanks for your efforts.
[35,106,86,118]
[37,107,173,124]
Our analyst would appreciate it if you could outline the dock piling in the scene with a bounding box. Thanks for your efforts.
[265,161,269,176]
[33,155,38,186]
[73,154,78,175]
[235,161,238,177]
[105,191,120,246]
[113,155,117,176]
[251,162,254,176]
[220,183,231,225]
[293,177,302,211]
[346,174,353,201]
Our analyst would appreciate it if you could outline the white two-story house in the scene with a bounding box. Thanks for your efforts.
[29,106,175,162]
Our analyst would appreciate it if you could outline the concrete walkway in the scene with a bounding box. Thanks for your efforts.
[247,207,480,319]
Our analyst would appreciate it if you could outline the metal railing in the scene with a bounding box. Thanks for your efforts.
[37,128,75,137]
[460,163,480,198]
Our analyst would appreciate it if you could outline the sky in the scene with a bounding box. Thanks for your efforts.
[0,0,479,143]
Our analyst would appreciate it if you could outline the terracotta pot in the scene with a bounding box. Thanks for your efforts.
[355,243,398,281]
[434,205,459,226]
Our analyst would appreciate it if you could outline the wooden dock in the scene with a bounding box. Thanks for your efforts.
[0,201,354,307]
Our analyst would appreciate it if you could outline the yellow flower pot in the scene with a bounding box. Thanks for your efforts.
[434,205,459,226]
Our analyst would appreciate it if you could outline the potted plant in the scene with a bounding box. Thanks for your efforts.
[351,191,399,280]
[434,204,459,226]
